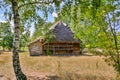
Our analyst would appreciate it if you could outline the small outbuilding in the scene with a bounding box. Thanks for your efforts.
[28,21,82,56]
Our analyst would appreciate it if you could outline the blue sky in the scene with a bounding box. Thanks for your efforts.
[0,1,65,36]
[0,9,55,23]
[47,13,55,22]
[0,8,56,36]
[36,10,55,22]
[0,9,6,23]
[0,1,65,23]
[28,12,56,36]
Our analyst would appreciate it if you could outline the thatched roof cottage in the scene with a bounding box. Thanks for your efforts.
[28,21,81,56]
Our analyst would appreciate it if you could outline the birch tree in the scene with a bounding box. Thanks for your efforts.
[0,0,56,79]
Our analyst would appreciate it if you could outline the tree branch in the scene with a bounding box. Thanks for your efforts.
[18,1,53,9]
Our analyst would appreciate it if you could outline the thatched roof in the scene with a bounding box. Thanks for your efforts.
[49,21,80,42]
[28,21,81,46]
[27,37,44,46]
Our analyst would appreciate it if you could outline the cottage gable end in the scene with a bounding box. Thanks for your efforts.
[50,21,76,42]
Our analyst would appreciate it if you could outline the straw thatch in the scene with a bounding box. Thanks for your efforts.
[49,21,80,42]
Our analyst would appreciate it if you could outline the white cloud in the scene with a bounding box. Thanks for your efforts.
[0,14,7,23]
[116,16,120,20]
[10,20,14,26]
[0,19,7,23]
[52,12,58,18]
[0,14,4,16]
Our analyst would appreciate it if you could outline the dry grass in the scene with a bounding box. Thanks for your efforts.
[0,51,116,80]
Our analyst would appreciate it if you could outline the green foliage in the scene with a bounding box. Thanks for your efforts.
[31,21,53,42]
[53,0,61,7]
[2,34,13,50]
[54,0,120,75]
[19,25,30,51]
[0,22,30,51]
[31,20,55,43]
[0,0,61,79]
[44,31,56,43]
[0,22,13,51]
[45,48,53,55]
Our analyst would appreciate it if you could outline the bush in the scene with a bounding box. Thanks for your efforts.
[45,49,53,55]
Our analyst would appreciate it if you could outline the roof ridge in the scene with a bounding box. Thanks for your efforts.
[49,21,67,30]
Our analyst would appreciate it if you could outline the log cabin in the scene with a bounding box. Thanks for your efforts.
[28,21,82,56]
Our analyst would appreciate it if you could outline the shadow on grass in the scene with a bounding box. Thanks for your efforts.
[30,53,94,57]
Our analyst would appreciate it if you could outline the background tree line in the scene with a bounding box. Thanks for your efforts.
[0,22,30,51]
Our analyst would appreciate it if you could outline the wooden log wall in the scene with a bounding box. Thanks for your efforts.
[29,42,43,56]
[43,42,80,54]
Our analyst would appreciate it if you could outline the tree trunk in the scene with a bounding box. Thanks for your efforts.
[11,0,27,80]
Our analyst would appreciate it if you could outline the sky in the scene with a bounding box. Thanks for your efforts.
[0,9,6,23]
[0,5,57,36]
[0,1,65,36]
[0,1,65,23]
[28,12,57,36]
[36,10,55,23]
[0,9,55,23]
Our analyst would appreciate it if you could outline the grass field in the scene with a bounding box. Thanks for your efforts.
[0,51,116,80]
